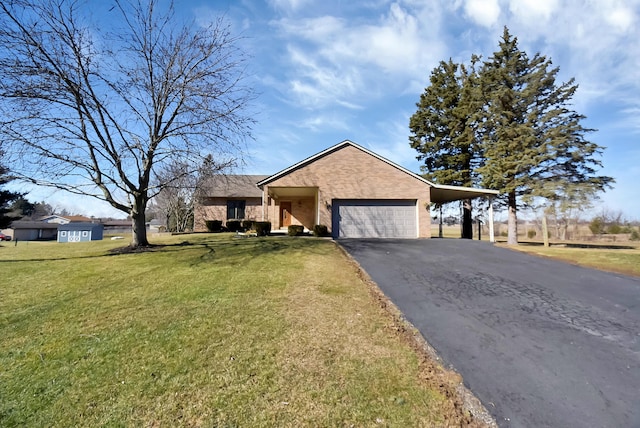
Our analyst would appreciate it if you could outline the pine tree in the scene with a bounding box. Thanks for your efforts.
[476,28,613,245]
[409,58,483,238]
[0,164,21,229]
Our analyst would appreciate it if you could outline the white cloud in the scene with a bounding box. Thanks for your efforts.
[605,4,635,33]
[285,46,364,109]
[508,0,558,21]
[267,0,312,14]
[271,2,447,110]
[463,0,501,27]
[481,0,640,120]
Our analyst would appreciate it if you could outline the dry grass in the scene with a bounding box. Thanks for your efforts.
[502,243,640,277]
[0,234,486,427]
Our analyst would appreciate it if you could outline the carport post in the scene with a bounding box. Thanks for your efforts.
[488,198,495,243]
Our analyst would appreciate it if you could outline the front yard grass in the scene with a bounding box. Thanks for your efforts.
[0,234,477,427]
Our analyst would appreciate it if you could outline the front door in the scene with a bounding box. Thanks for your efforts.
[280,201,292,227]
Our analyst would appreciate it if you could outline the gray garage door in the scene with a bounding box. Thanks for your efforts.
[332,199,417,238]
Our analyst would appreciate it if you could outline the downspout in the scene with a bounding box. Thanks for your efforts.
[316,190,320,226]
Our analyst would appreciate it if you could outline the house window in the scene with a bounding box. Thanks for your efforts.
[227,200,246,220]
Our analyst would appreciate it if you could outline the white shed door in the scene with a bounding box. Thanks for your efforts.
[333,200,417,238]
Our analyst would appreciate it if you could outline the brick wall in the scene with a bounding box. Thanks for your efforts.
[194,197,262,231]
[263,145,431,237]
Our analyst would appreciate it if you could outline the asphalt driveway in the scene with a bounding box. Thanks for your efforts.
[339,239,640,428]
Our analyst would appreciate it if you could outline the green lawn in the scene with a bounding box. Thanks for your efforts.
[0,234,476,427]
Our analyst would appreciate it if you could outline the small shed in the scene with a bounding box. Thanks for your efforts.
[57,222,104,243]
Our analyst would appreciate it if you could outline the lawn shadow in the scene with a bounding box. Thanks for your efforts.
[1,236,334,265]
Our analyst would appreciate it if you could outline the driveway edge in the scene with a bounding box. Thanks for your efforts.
[335,241,498,428]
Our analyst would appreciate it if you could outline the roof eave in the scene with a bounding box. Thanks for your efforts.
[257,140,436,188]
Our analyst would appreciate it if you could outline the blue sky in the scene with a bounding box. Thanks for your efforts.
[28,0,640,220]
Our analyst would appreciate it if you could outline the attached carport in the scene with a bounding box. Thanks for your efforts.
[429,184,500,242]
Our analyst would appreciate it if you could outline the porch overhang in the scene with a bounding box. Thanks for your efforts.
[265,186,318,199]
[430,184,499,204]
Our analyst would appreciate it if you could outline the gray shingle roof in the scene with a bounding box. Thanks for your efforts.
[201,175,268,198]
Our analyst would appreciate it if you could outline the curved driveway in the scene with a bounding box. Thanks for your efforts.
[339,239,640,428]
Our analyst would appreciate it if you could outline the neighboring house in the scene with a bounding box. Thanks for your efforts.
[102,219,132,235]
[195,140,499,239]
[57,222,104,243]
[40,214,93,224]
[194,174,269,231]
[4,216,115,242]
[3,221,59,241]
[39,214,71,224]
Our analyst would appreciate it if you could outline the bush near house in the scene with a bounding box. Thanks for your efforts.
[242,220,253,231]
[205,220,223,232]
[288,225,304,236]
[313,224,329,237]
[226,220,242,232]
[254,221,271,236]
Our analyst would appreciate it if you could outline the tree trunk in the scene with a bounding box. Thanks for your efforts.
[462,199,473,239]
[507,191,518,245]
[131,205,149,248]
[542,215,550,247]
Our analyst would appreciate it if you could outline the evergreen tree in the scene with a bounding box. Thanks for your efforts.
[409,27,613,245]
[0,164,21,229]
[409,58,482,238]
[9,196,36,218]
[477,28,613,245]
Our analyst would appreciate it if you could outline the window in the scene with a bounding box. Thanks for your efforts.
[226,200,246,220]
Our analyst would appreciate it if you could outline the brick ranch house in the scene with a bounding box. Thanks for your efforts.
[194,140,499,239]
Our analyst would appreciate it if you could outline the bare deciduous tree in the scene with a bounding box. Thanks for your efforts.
[0,0,254,247]
[151,155,226,233]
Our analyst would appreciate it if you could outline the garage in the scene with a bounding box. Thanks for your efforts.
[332,199,417,238]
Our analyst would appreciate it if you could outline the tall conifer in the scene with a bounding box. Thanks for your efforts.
[409,58,482,238]
[410,28,613,245]
[477,28,613,244]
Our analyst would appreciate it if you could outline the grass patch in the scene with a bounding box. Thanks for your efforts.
[0,234,478,427]
[501,243,640,277]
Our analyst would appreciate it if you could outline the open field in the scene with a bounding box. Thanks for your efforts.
[433,225,640,277]
[502,243,640,277]
[0,234,480,427]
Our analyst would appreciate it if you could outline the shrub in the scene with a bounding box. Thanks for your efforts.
[607,223,622,234]
[589,216,605,235]
[630,229,640,241]
[287,225,304,236]
[242,220,254,231]
[226,220,242,232]
[527,230,536,239]
[313,224,329,237]
[205,220,223,233]
[255,221,271,236]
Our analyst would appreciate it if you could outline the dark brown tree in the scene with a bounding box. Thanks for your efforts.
[0,0,254,247]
